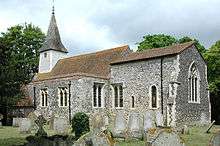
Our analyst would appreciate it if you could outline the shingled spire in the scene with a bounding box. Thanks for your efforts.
[39,6,68,53]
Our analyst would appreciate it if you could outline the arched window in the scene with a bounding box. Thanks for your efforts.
[93,83,103,108]
[151,85,157,108]
[114,84,123,108]
[59,87,68,107]
[40,89,48,107]
[131,96,135,108]
[189,63,200,103]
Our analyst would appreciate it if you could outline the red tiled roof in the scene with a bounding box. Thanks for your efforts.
[111,41,195,65]
[34,45,131,81]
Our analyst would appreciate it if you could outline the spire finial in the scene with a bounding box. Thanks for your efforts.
[52,0,55,14]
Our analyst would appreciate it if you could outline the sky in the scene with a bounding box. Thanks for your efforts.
[0,0,220,55]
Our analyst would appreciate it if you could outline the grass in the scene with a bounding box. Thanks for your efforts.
[116,140,145,146]
[0,125,219,146]
[0,126,31,146]
[180,125,220,146]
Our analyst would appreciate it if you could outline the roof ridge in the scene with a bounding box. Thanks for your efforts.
[61,45,129,61]
[111,41,195,64]
[136,41,195,54]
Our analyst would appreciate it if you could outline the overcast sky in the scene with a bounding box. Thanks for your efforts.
[0,0,220,55]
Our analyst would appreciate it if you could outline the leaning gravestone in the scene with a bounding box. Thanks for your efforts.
[155,111,163,127]
[19,118,32,133]
[147,130,184,146]
[53,117,69,134]
[113,112,127,138]
[128,112,142,139]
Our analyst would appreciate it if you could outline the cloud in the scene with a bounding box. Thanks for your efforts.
[0,0,220,55]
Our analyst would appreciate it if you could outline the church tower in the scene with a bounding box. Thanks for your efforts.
[39,6,68,73]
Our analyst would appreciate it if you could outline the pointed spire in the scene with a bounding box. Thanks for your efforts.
[39,2,68,53]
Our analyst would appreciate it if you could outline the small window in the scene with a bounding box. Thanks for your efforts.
[59,87,68,107]
[151,85,157,108]
[114,84,123,108]
[93,83,103,108]
[44,53,47,58]
[131,96,135,108]
[40,89,48,107]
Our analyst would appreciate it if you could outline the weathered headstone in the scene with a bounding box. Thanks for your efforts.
[155,111,163,127]
[128,112,142,139]
[113,112,126,138]
[0,114,3,128]
[35,115,47,137]
[181,125,189,135]
[53,117,69,134]
[27,112,38,132]
[210,132,220,146]
[19,118,32,133]
[200,113,208,125]
[144,111,154,132]
[13,118,22,127]
[148,130,184,146]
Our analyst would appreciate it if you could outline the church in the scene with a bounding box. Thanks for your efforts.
[28,8,211,127]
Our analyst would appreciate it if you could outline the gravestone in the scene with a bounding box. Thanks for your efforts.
[27,112,38,132]
[74,114,114,146]
[128,112,142,139]
[113,112,127,138]
[19,118,32,133]
[200,113,208,125]
[13,118,22,127]
[181,125,189,135]
[53,117,69,134]
[155,111,163,127]
[148,130,184,146]
[0,114,3,128]
[210,132,220,146]
[35,115,47,137]
[144,111,154,132]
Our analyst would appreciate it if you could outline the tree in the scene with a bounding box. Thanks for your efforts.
[137,34,178,51]
[137,34,205,55]
[179,36,206,54]
[0,23,45,124]
[72,112,90,139]
[204,40,220,124]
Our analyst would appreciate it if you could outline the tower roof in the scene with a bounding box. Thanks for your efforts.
[39,8,68,53]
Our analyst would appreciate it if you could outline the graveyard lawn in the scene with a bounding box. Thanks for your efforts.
[0,125,69,146]
[0,125,220,146]
[180,125,220,146]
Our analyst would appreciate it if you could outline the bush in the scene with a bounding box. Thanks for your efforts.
[72,112,90,139]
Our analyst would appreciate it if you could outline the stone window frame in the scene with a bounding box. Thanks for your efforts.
[58,87,68,107]
[112,83,124,109]
[40,88,48,107]
[93,83,104,108]
[149,85,159,109]
[188,62,201,104]
[131,96,135,109]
